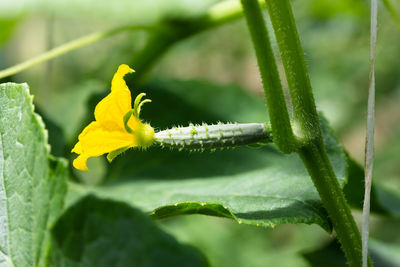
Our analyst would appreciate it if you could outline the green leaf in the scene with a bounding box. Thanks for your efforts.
[51,195,209,267]
[68,79,352,232]
[0,82,68,267]
[69,78,399,233]
[69,114,343,232]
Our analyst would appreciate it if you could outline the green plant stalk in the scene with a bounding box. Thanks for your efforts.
[239,0,295,153]
[240,0,369,265]
[299,142,365,267]
[0,25,150,79]
[263,1,371,266]
[264,0,320,142]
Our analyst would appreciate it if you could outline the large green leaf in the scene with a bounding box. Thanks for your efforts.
[68,79,400,232]
[69,115,343,232]
[0,83,68,267]
[68,79,349,232]
[51,195,208,267]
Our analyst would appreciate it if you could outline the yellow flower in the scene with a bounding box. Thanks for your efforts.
[71,64,154,171]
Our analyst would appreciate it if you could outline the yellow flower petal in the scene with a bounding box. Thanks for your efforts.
[94,88,132,131]
[111,64,134,91]
[126,113,140,132]
[71,141,83,154]
[73,154,89,171]
[78,121,136,156]
[71,64,154,171]
[72,122,138,171]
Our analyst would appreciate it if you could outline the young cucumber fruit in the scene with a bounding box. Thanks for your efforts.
[154,123,272,150]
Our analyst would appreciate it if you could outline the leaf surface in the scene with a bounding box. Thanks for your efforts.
[51,196,208,267]
[0,83,67,267]
[69,80,349,232]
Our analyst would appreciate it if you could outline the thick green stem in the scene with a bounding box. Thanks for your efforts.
[265,0,320,142]
[299,141,365,267]
[240,0,295,153]
[264,1,371,266]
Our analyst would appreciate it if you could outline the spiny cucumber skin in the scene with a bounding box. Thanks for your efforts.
[154,123,272,150]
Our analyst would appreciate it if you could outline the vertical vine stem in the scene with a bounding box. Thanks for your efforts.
[264,0,320,142]
[266,0,371,266]
[240,0,295,153]
[299,143,366,267]
[241,0,372,266]
[363,0,378,266]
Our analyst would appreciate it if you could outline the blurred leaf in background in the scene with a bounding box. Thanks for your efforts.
[303,238,400,267]
[51,196,208,267]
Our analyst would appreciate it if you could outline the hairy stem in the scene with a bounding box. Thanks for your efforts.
[264,0,370,265]
[265,0,320,142]
[239,0,295,153]
[299,141,365,267]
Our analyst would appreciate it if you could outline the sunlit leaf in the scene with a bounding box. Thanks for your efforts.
[0,83,68,266]
[68,80,348,232]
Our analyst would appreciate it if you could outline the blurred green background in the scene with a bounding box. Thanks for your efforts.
[1,0,399,266]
